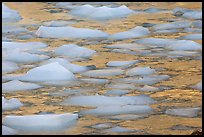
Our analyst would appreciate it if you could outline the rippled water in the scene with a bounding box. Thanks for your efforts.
[2,2,202,135]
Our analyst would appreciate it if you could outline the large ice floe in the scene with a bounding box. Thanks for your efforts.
[2,97,23,112]
[165,107,201,117]
[126,66,156,76]
[109,26,150,40]
[81,68,124,77]
[62,94,155,116]
[106,60,140,68]
[172,7,202,20]
[70,5,134,21]
[54,44,96,58]
[178,34,202,40]
[2,60,20,74]
[2,80,42,93]
[2,3,21,22]
[2,125,18,135]
[36,26,109,40]
[11,62,76,82]
[40,58,96,73]
[2,113,78,133]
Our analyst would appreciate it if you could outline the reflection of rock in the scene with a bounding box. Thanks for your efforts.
[191,128,202,135]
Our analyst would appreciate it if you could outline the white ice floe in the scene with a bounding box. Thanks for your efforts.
[105,89,129,96]
[104,43,147,50]
[4,49,50,64]
[109,26,150,40]
[2,80,42,93]
[109,114,148,120]
[2,60,20,74]
[80,105,152,116]
[135,38,176,47]
[192,81,202,91]
[3,113,78,133]
[152,21,192,31]
[62,94,155,107]
[2,42,48,51]
[81,68,124,77]
[2,25,28,34]
[43,20,75,27]
[192,20,202,28]
[2,3,21,22]
[153,29,179,34]
[178,34,202,40]
[106,60,140,67]
[2,126,18,135]
[165,107,201,117]
[15,62,76,82]
[172,7,202,20]
[106,83,137,90]
[126,66,156,76]
[40,58,95,73]
[105,126,138,133]
[54,44,96,58]
[36,26,109,40]
[91,123,112,129]
[138,85,159,92]
[2,97,23,111]
[80,78,109,84]
[70,5,134,21]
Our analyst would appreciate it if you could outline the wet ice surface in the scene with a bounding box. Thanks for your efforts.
[2,2,202,135]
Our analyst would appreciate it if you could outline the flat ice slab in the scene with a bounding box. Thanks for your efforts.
[3,113,78,133]
[70,5,134,21]
[2,97,23,111]
[2,3,21,22]
[36,26,109,40]
[165,107,201,117]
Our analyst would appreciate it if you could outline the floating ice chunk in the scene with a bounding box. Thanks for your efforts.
[17,34,34,40]
[104,43,147,50]
[105,126,139,133]
[2,126,18,135]
[135,38,176,47]
[2,42,48,51]
[81,68,124,77]
[109,26,150,40]
[2,60,20,74]
[2,97,23,111]
[153,29,179,34]
[80,78,109,84]
[54,44,96,58]
[62,94,155,107]
[167,40,202,51]
[168,51,200,57]
[178,34,202,40]
[41,80,82,87]
[138,85,159,92]
[40,58,95,73]
[192,81,202,91]
[111,49,137,55]
[43,20,75,27]
[126,66,156,76]
[192,20,202,28]
[16,62,76,82]
[105,89,129,96]
[152,21,192,30]
[2,3,21,22]
[2,25,28,34]
[81,105,152,116]
[3,113,78,133]
[109,114,148,120]
[165,107,201,117]
[106,60,140,67]
[182,28,202,33]
[70,5,134,21]
[91,123,112,129]
[2,80,42,93]
[36,26,109,40]
[4,50,50,64]
[144,7,167,13]
[173,8,202,19]
[106,83,137,90]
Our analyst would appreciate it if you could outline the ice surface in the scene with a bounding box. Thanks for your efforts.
[91,123,112,129]
[3,113,78,132]
[2,80,42,93]
[138,85,159,92]
[81,68,124,77]
[106,83,137,90]
[105,126,138,133]
[80,78,109,84]
[2,97,23,111]
[2,126,18,135]
[2,25,28,34]
[43,20,75,27]
[36,26,109,40]
[104,43,147,50]
[105,89,129,96]
[16,62,76,82]
[178,34,202,40]
[165,107,201,117]
[2,60,20,74]
[2,3,21,22]
[70,5,134,21]
[106,60,140,67]
[40,58,95,73]
[126,66,156,76]
[152,21,192,30]
[192,81,202,91]
[172,7,202,19]
[109,26,150,40]
[54,44,96,58]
